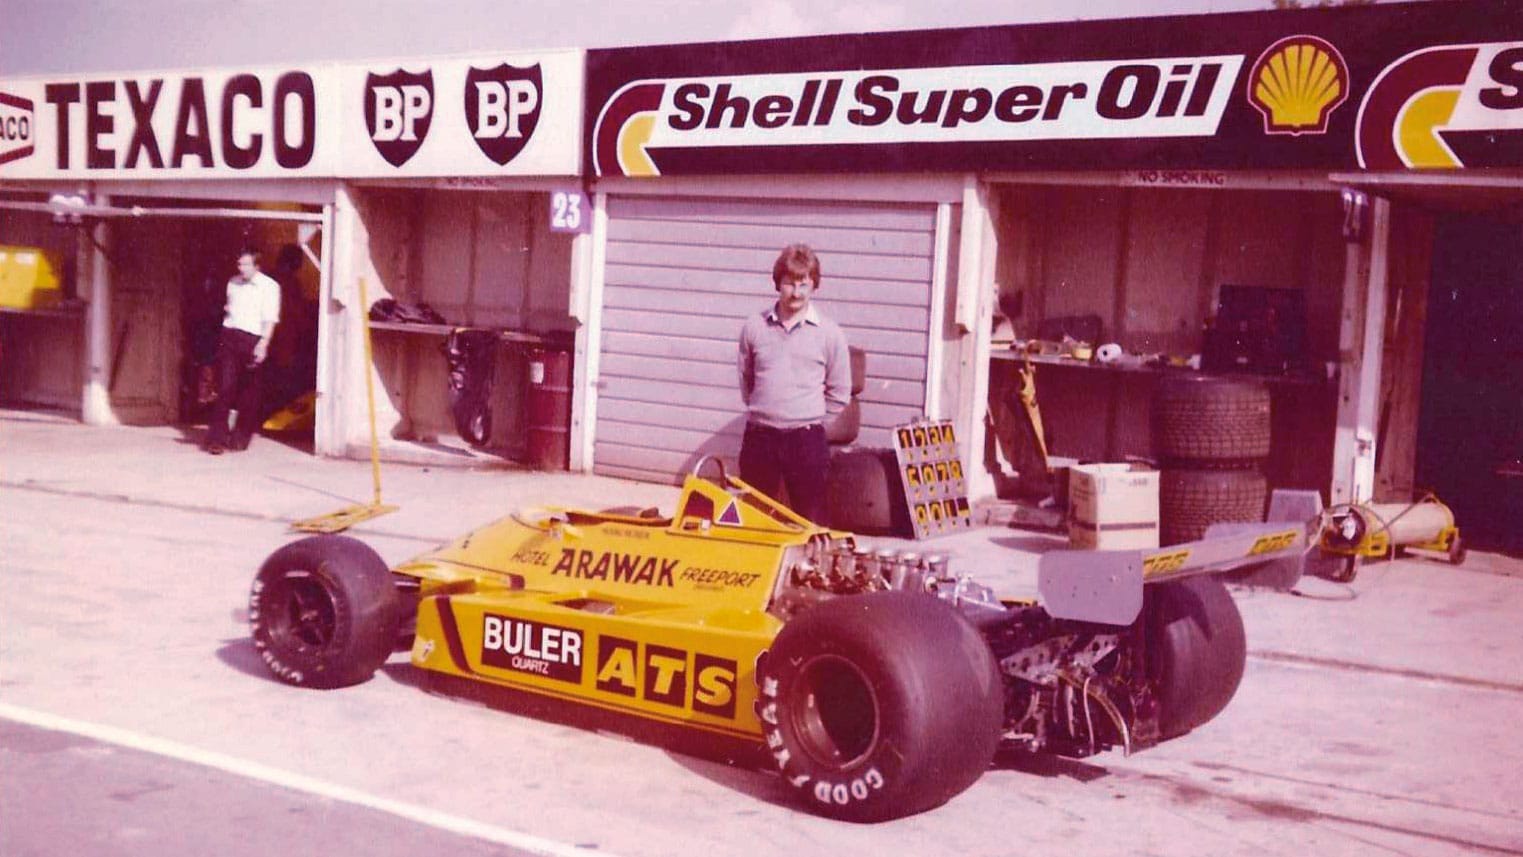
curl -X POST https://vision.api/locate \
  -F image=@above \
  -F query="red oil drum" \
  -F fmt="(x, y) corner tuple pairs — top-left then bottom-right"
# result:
(525, 345), (572, 470)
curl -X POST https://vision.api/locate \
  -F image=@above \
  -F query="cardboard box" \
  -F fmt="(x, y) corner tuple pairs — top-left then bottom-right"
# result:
(1069, 462), (1159, 550)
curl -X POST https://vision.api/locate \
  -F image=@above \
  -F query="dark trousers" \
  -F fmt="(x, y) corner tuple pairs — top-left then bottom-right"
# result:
(739, 422), (829, 524)
(207, 328), (265, 448)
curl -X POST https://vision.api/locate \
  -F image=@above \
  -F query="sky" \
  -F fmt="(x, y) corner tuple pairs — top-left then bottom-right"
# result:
(0, 0), (1306, 76)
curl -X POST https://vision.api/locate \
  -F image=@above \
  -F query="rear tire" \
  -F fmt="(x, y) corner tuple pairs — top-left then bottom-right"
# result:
(1145, 576), (1247, 739)
(250, 535), (400, 689)
(757, 592), (1003, 822)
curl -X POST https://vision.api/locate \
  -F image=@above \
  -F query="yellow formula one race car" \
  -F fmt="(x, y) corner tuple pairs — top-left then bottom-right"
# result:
(250, 460), (1299, 822)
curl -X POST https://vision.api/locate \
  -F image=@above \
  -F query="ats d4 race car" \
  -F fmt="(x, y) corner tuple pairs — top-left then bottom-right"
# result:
(250, 460), (1304, 822)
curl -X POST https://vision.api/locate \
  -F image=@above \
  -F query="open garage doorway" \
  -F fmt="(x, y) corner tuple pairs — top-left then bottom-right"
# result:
(1416, 211), (1523, 554)
(0, 191), (329, 452)
(162, 212), (323, 453)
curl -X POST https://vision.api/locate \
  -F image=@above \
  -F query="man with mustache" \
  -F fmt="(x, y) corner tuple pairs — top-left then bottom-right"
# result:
(736, 243), (851, 524)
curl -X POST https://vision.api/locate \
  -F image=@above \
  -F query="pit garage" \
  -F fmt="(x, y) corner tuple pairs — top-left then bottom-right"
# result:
(323, 48), (589, 467)
(579, 5), (1523, 551)
(585, 180), (957, 485)
(1335, 173), (1523, 554)
(336, 181), (582, 466)
(984, 172), (1347, 511)
(980, 168), (1523, 553)
(0, 185), (329, 447)
(0, 61), (342, 447)
(0, 198), (84, 413)
(1, 48), (587, 465)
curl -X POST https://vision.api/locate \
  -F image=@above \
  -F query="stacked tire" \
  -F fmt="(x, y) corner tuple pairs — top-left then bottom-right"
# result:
(1154, 377), (1271, 545)
(826, 446), (911, 536)
(824, 346), (868, 445)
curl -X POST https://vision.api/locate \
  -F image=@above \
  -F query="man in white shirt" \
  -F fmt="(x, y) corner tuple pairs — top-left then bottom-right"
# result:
(204, 248), (281, 454)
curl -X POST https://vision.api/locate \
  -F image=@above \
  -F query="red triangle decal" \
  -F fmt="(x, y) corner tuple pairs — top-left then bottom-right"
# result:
(717, 500), (742, 526)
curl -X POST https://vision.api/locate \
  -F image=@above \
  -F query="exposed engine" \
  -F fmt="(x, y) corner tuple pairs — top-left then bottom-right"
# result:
(771, 533), (1160, 757)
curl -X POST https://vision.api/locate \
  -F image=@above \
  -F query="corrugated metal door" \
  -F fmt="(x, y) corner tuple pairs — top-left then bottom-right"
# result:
(595, 195), (937, 484)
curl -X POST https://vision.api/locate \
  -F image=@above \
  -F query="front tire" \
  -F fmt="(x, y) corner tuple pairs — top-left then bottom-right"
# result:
(249, 535), (400, 689)
(756, 592), (1003, 822)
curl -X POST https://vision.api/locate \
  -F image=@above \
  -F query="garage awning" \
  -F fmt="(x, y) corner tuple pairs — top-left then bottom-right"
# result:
(0, 195), (324, 223)
(1328, 171), (1523, 213)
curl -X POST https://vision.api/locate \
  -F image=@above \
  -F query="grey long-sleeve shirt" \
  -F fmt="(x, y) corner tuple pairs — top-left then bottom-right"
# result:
(738, 304), (851, 430)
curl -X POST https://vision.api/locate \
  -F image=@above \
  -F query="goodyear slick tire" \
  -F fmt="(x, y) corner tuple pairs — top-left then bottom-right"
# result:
(1159, 468), (1268, 546)
(249, 535), (399, 689)
(1154, 377), (1272, 466)
(1145, 576), (1247, 740)
(756, 591), (1003, 822)
(825, 397), (862, 445)
(825, 447), (910, 536)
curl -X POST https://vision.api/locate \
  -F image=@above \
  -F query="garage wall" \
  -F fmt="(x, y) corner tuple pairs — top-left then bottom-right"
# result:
(106, 218), (188, 424)
(0, 209), (83, 411)
(594, 195), (938, 484)
(4, 197), (328, 426)
(1374, 205), (1436, 502)
(997, 185), (1345, 359)
(410, 191), (573, 330)
(991, 183), (1344, 491)
(352, 187), (577, 452)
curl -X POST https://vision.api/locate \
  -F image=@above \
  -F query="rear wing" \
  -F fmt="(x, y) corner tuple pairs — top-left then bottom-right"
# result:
(1037, 521), (1309, 626)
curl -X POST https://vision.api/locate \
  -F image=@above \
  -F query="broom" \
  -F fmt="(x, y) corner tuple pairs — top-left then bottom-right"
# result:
(291, 276), (398, 533)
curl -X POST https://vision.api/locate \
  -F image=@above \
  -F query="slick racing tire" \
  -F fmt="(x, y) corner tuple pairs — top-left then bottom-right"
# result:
(1159, 468), (1269, 546)
(250, 535), (400, 689)
(756, 591), (1003, 822)
(1154, 377), (1272, 466)
(825, 447), (907, 536)
(1145, 576), (1247, 740)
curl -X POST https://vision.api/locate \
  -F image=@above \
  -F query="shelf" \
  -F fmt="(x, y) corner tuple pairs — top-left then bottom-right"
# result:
(368, 321), (571, 347)
(0, 304), (85, 320)
(991, 348), (1331, 387)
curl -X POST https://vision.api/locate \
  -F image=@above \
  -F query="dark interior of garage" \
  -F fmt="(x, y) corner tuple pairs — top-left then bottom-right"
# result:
(1417, 211), (1523, 554)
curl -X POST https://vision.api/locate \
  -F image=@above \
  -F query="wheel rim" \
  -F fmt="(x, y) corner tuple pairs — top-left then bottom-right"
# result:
(787, 655), (880, 768)
(267, 569), (338, 652)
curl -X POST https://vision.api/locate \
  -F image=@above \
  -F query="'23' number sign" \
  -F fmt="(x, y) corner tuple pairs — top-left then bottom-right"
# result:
(549, 189), (589, 234)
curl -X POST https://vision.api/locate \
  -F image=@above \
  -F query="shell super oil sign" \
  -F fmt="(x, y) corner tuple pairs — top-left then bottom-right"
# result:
(584, 1), (1523, 176)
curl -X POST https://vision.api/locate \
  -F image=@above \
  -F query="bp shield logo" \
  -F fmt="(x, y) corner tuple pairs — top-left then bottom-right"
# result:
(464, 63), (542, 165)
(365, 68), (434, 167)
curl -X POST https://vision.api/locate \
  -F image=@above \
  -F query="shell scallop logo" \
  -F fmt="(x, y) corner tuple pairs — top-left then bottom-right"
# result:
(1247, 35), (1350, 135)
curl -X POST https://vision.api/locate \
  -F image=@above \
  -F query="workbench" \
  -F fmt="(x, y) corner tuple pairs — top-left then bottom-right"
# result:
(989, 347), (1335, 486)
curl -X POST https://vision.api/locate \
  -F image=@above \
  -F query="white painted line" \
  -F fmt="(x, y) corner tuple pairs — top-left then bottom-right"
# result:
(0, 702), (622, 857)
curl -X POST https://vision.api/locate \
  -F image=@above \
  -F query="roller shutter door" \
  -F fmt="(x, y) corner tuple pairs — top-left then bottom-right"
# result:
(595, 195), (937, 484)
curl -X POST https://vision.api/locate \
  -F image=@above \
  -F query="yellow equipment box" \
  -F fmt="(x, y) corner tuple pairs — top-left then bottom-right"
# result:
(0, 245), (65, 310)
